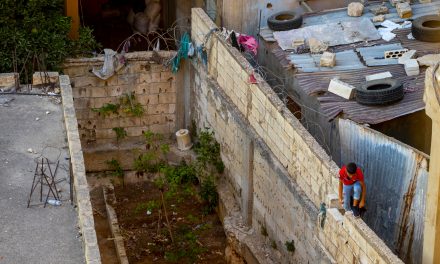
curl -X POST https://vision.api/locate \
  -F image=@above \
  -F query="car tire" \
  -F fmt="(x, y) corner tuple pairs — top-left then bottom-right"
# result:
(411, 15), (440, 42)
(355, 79), (404, 105)
(267, 11), (303, 31)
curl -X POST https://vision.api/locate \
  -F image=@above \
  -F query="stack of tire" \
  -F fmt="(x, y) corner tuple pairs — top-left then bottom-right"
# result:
(411, 15), (440, 42)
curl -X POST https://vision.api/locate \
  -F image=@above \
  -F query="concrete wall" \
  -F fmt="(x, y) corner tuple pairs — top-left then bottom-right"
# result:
(191, 8), (403, 263)
(60, 75), (102, 264)
(63, 51), (178, 145)
(221, 0), (300, 36)
(63, 51), (180, 171)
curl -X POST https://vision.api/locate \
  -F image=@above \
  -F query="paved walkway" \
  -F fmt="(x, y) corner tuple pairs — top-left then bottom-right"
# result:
(0, 95), (84, 264)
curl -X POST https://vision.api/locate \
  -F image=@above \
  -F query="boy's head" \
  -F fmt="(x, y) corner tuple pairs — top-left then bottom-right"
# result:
(346, 162), (357, 175)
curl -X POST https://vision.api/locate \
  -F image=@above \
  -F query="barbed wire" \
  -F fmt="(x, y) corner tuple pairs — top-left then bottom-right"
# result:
(240, 49), (334, 157)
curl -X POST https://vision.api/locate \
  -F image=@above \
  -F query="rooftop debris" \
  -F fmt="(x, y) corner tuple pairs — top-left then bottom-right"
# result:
(347, 2), (364, 17)
(320, 52), (336, 67)
(365, 72), (393, 81)
(328, 79), (355, 100)
(263, 0), (440, 124)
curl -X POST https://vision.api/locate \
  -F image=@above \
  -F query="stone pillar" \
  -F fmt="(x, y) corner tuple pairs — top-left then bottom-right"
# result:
(423, 66), (440, 264)
(241, 138), (254, 226)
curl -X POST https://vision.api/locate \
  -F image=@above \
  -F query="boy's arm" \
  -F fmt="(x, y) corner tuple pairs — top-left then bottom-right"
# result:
(338, 180), (343, 204)
(360, 181), (366, 208)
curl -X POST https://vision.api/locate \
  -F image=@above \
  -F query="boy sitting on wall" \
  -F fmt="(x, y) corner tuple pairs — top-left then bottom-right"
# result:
(338, 162), (366, 218)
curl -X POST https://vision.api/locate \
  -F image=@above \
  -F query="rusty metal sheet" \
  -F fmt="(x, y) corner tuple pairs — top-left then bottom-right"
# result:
(294, 65), (426, 124)
(339, 118), (428, 264)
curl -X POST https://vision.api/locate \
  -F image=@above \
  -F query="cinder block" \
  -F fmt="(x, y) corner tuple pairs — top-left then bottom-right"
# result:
(308, 38), (328, 53)
(384, 49), (408, 59)
(389, 0), (410, 6)
(138, 94), (159, 105)
(365, 71), (392, 81)
(372, 15), (385, 22)
(398, 50), (417, 64)
(347, 2), (364, 17)
(151, 72), (161, 82)
(160, 71), (174, 82)
(32, 71), (59, 85)
(370, 5), (389, 15)
(292, 38), (305, 48)
(320, 52), (336, 67)
(404, 59), (419, 76)
(328, 79), (355, 100)
(396, 2), (412, 18)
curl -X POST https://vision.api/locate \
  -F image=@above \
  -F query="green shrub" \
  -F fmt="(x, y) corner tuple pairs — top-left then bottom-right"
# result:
(134, 200), (160, 215)
(0, 0), (99, 82)
(199, 176), (218, 214)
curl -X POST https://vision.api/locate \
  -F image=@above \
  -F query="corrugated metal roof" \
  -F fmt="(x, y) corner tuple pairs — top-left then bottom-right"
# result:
(302, 0), (440, 27)
(339, 118), (428, 264)
(356, 43), (403, 66)
(294, 64), (426, 124)
(289, 50), (365, 72)
(262, 0), (440, 124)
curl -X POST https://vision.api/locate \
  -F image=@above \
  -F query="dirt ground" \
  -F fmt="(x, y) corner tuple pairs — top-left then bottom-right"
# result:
(113, 181), (227, 264)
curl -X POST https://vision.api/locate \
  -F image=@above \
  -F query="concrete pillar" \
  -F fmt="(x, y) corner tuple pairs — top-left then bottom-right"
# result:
(423, 66), (440, 264)
(241, 138), (254, 226)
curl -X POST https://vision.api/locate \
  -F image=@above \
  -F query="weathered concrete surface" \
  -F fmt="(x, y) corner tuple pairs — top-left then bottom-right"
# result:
(191, 8), (404, 264)
(0, 94), (84, 264)
(423, 67), (440, 264)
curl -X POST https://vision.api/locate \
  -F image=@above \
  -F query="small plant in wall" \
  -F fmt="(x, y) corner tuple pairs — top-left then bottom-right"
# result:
(92, 103), (119, 117)
(112, 127), (127, 141)
(271, 240), (278, 250)
(105, 158), (125, 186)
(285, 240), (295, 253)
(92, 93), (144, 118)
(120, 93), (144, 117)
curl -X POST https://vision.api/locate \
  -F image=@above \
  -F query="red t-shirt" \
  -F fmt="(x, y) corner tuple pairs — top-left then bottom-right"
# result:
(339, 166), (364, 185)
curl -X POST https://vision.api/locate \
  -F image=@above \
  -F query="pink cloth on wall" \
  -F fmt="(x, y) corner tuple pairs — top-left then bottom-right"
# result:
(238, 35), (258, 55)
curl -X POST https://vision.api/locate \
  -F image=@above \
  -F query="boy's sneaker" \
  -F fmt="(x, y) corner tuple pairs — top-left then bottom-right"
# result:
(352, 205), (360, 218)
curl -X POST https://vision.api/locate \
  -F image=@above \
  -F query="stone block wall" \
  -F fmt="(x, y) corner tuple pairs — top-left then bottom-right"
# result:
(191, 8), (403, 264)
(60, 75), (101, 264)
(63, 51), (178, 147)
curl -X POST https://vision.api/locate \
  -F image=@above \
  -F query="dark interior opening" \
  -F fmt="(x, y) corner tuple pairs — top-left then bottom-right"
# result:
(286, 96), (303, 120)
(370, 110), (432, 155)
(367, 83), (391, 90)
(80, 0), (178, 51)
(422, 20), (440, 28)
